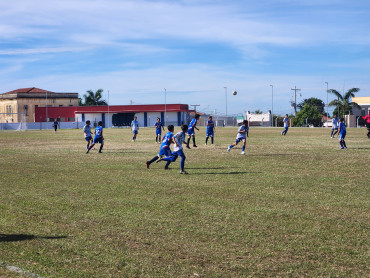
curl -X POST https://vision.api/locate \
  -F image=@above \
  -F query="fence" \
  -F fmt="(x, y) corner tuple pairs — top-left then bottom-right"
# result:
(0, 122), (85, 131)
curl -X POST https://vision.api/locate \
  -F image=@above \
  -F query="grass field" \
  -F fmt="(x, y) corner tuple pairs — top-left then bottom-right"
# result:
(0, 127), (369, 277)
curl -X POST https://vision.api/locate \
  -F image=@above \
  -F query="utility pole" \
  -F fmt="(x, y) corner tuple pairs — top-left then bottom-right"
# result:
(291, 86), (301, 117)
(190, 104), (200, 113)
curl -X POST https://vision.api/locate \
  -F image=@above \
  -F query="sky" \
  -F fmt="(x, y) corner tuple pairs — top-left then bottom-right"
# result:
(1, 0), (370, 116)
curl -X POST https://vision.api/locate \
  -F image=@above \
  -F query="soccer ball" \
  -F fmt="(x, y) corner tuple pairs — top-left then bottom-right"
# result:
(232, 91), (237, 95)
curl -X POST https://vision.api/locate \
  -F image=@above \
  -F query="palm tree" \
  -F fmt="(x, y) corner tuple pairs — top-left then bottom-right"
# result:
(83, 89), (107, 106)
(328, 88), (361, 118)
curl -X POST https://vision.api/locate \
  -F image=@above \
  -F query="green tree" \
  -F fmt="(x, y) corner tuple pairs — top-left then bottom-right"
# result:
(82, 89), (108, 106)
(328, 88), (361, 118)
(297, 97), (325, 115)
(254, 109), (263, 114)
(293, 103), (322, 127)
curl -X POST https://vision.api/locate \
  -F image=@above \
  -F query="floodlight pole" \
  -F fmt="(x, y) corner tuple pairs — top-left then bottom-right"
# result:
(270, 85), (273, 127)
(325, 82), (328, 127)
(108, 90), (110, 128)
(224, 87), (227, 117)
(164, 88), (167, 125)
(45, 91), (48, 122)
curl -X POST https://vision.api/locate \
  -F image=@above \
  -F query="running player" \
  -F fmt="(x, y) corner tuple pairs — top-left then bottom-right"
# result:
(86, 121), (104, 153)
(227, 120), (249, 155)
(146, 125), (175, 169)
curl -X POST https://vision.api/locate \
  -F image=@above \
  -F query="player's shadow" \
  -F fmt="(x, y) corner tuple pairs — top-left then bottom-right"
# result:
(0, 234), (67, 242)
(197, 171), (263, 175)
(186, 166), (237, 170)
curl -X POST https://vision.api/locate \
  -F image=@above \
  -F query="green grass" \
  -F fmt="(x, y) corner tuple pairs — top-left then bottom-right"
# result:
(0, 127), (369, 277)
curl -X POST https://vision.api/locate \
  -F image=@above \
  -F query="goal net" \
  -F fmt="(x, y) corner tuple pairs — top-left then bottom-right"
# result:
(0, 112), (27, 131)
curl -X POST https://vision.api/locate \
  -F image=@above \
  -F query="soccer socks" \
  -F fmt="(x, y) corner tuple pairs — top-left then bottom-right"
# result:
(211, 137), (214, 144)
(229, 145), (234, 149)
(205, 136), (209, 144)
(242, 145), (245, 152)
(180, 155), (186, 171)
(99, 144), (103, 153)
(147, 156), (159, 165)
(343, 140), (347, 148)
(86, 143), (95, 153)
(186, 138), (190, 147)
(192, 137), (197, 147)
(339, 141), (344, 148)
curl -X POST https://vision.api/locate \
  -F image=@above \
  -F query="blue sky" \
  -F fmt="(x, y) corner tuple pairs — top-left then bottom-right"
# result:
(1, 0), (370, 116)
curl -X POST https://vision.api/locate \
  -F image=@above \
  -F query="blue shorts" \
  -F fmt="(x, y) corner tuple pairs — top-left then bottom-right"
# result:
(339, 132), (346, 140)
(156, 129), (162, 136)
(332, 127), (338, 131)
(93, 137), (103, 144)
(133, 130), (138, 135)
(187, 128), (195, 136)
(206, 130), (214, 137)
(165, 149), (186, 162)
(158, 146), (171, 157)
(85, 135), (92, 142)
(236, 137), (246, 144)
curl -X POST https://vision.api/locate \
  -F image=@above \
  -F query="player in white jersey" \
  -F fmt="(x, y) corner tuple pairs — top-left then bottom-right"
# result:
(83, 120), (93, 150)
(331, 114), (339, 138)
(158, 125), (189, 174)
(131, 116), (139, 142)
(227, 120), (249, 155)
(281, 114), (289, 136)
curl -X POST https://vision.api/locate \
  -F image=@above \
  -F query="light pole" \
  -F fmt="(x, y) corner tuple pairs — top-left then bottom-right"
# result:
(164, 88), (167, 125)
(107, 90), (110, 128)
(270, 85), (273, 127)
(224, 86), (227, 117)
(325, 82), (328, 127)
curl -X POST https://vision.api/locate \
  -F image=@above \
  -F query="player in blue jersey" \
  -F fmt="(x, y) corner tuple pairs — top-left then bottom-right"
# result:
(186, 114), (200, 149)
(83, 120), (93, 150)
(146, 125), (175, 169)
(338, 118), (347, 149)
(205, 116), (215, 145)
(331, 114), (339, 138)
(227, 120), (249, 155)
(86, 121), (104, 153)
(281, 114), (289, 136)
(154, 117), (165, 144)
(131, 116), (139, 142)
(157, 125), (188, 174)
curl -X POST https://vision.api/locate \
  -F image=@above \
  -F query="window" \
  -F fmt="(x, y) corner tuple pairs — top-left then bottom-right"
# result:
(6, 105), (12, 115)
(68, 117), (75, 122)
(361, 108), (365, 117)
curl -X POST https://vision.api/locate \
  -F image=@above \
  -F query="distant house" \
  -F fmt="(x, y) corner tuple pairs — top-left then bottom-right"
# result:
(352, 97), (370, 117)
(0, 87), (79, 123)
(245, 111), (272, 127)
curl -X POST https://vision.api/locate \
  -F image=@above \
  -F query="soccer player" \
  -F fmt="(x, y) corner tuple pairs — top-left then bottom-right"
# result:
(83, 120), (93, 150)
(281, 114), (289, 136)
(227, 120), (249, 155)
(205, 116), (215, 145)
(131, 116), (139, 142)
(53, 120), (59, 133)
(158, 125), (188, 174)
(338, 118), (347, 149)
(363, 110), (370, 138)
(186, 113), (200, 149)
(146, 125), (175, 169)
(331, 114), (339, 138)
(86, 121), (104, 153)
(154, 117), (165, 143)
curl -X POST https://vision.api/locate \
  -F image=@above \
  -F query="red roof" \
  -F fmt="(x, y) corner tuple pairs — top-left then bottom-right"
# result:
(3, 87), (53, 94)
